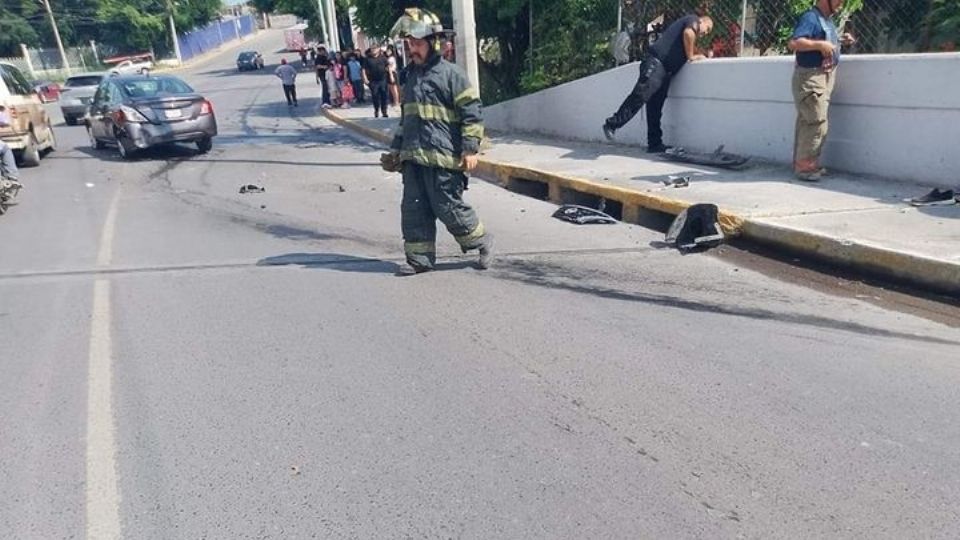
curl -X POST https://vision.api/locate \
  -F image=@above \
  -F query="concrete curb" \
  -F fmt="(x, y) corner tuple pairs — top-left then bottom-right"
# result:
(321, 108), (960, 296)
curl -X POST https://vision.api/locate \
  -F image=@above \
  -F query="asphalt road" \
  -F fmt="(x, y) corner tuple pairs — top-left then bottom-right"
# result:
(2, 31), (959, 539)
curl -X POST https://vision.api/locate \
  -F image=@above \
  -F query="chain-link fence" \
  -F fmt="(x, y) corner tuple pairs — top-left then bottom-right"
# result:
(474, 0), (952, 102)
(618, 0), (951, 60)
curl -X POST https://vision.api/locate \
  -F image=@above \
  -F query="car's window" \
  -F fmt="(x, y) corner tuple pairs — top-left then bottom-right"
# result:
(119, 78), (193, 98)
(66, 76), (103, 87)
(0, 67), (17, 96)
(239, 52), (255, 60)
(1, 65), (33, 95)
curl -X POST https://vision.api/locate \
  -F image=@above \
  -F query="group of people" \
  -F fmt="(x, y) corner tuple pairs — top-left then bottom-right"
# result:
(603, 0), (854, 182)
(280, 44), (405, 118)
(279, 1), (853, 275)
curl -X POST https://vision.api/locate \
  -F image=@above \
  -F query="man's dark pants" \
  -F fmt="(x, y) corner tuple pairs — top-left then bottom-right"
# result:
(282, 84), (298, 106)
(369, 80), (388, 116)
(605, 56), (671, 148)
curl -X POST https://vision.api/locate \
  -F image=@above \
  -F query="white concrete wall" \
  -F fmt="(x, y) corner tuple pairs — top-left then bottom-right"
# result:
(485, 53), (960, 185)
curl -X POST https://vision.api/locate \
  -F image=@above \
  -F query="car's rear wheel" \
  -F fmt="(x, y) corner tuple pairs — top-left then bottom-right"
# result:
(196, 137), (213, 154)
(20, 132), (41, 168)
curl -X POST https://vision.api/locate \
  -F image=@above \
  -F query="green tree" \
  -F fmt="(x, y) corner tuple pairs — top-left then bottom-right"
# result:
(0, 12), (40, 56)
(927, 0), (960, 49)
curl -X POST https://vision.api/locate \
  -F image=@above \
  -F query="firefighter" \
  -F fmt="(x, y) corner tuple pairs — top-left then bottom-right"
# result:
(380, 8), (492, 275)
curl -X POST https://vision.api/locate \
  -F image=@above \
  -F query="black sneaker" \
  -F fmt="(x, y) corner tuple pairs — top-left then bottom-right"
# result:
(647, 143), (672, 154)
(602, 124), (616, 141)
(909, 188), (956, 207)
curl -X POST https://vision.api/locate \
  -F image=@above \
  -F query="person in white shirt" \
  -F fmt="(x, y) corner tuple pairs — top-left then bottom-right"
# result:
(0, 106), (20, 182)
(275, 58), (299, 107)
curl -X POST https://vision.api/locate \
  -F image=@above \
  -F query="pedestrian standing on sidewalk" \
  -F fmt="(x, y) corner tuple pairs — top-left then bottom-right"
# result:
(381, 8), (492, 275)
(601, 14), (714, 153)
(363, 46), (390, 118)
(789, 0), (856, 182)
(274, 58), (298, 107)
(315, 47), (332, 107)
(334, 52), (347, 104)
(347, 53), (364, 103)
(386, 44), (401, 108)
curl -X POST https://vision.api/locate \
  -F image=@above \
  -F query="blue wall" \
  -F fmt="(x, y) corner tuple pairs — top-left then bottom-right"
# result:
(177, 14), (256, 63)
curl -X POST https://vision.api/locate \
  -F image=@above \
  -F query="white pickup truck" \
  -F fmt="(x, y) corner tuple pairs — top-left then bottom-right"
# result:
(109, 58), (154, 75)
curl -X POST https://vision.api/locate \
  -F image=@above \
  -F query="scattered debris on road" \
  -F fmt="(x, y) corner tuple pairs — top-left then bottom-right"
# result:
(665, 203), (725, 252)
(239, 184), (266, 194)
(552, 204), (618, 225)
(662, 175), (691, 188)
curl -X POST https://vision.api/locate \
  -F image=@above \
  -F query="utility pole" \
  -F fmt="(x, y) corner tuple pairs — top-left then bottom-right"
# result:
(39, 0), (71, 75)
(316, 0), (329, 46)
(326, 0), (340, 51)
(167, 0), (182, 65)
(452, 0), (480, 95)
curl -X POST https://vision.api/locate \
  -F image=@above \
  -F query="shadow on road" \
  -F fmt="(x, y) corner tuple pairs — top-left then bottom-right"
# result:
(492, 259), (960, 345)
(257, 253), (479, 275)
(257, 252), (399, 274)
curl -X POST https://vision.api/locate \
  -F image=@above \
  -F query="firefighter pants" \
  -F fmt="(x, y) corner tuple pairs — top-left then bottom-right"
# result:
(605, 55), (671, 148)
(792, 67), (836, 170)
(401, 162), (487, 270)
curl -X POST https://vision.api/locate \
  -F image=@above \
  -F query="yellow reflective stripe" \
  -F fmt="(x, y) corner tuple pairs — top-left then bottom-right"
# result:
(401, 149), (461, 170)
(404, 241), (436, 254)
(455, 222), (485, 246)
(402, 103), (459, 124)
(462, 123), (484, 140)
(454, 88), (479, 107)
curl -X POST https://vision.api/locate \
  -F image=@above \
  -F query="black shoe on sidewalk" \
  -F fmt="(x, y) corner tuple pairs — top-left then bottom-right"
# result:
(647, 143), (672, 154)
(909, 188), (956, 207)
(602, 124), (616, 141)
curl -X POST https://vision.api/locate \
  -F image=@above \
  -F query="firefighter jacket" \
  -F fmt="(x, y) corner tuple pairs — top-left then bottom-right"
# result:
(390, 53), (484, 170)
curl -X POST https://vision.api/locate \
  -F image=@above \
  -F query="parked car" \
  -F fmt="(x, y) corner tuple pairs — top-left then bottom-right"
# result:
(109, 58), (154, 75)
(32, 80), (61, 103)
(59, 72), (104, 126)
(236, 51), (265, 71)
(0, 62), (56, 167)
(86, 74), (217, 159)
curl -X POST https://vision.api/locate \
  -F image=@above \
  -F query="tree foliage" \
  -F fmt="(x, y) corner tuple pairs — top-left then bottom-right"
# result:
(0, 0), (225, 57)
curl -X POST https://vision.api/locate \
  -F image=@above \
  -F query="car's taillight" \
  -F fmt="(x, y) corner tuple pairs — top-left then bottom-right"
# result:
(117, 105), (148, 123)
(200, 100), (213, 115)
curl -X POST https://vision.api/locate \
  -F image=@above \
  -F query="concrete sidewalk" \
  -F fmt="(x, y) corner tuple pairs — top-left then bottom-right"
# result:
(322, 103), (960, 296)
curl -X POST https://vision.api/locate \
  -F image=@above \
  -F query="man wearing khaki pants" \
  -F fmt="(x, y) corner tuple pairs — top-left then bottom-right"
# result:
(788, 0), (855, 182)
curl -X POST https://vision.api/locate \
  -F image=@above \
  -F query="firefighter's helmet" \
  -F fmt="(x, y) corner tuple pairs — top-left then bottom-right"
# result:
(390, 7), (446, 40)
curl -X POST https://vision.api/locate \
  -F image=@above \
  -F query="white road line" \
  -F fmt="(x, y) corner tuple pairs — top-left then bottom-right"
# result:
(96, 187), (121, 267)
(87, 185), (122, 539)
(86, 279), (121, 539)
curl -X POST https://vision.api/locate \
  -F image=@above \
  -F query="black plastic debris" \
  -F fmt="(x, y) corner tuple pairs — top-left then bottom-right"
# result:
(552, 204), (618, 225)
(665, 203), (725, 252)
(240, 184), (265, 194)
(663, 145), (750, 169)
